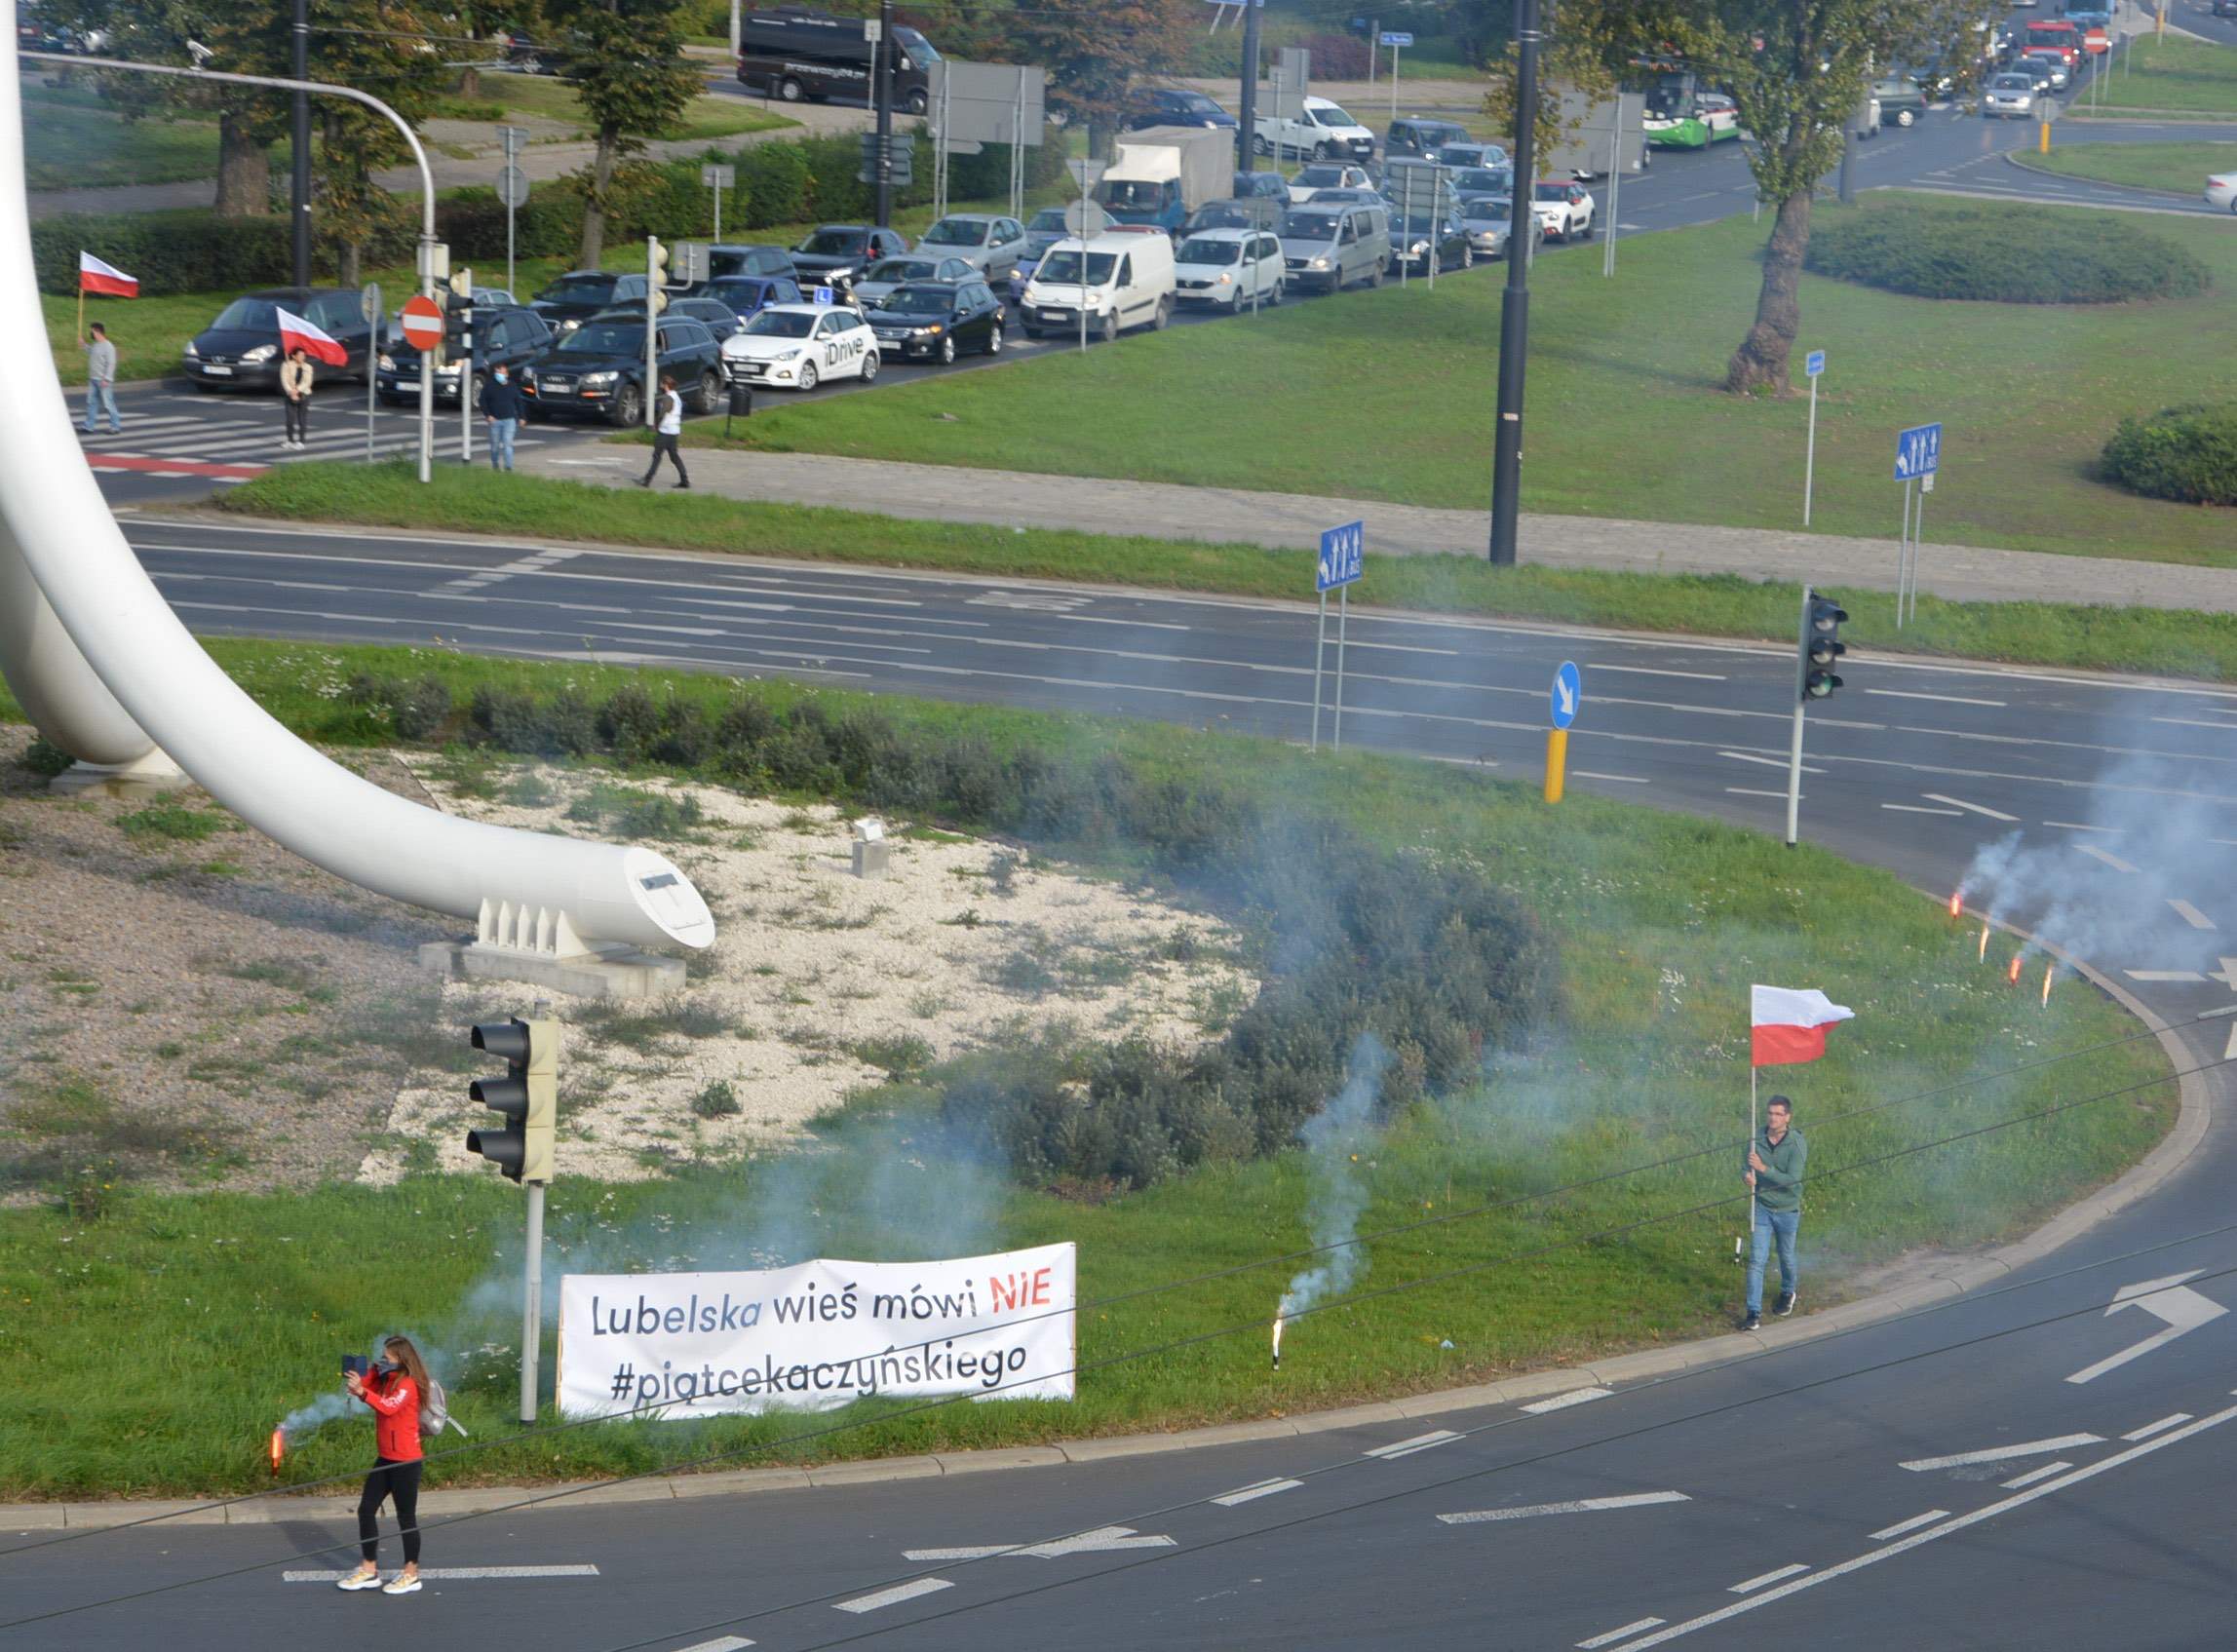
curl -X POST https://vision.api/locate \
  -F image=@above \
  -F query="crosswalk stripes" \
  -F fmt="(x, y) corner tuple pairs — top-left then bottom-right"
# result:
(79, 409), (549, 480)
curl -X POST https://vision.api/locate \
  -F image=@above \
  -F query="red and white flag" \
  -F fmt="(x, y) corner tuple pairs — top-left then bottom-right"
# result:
(275, 306), (349, 368)
(1751, 984), (1854, 1067)
(78, 251), (139, 298)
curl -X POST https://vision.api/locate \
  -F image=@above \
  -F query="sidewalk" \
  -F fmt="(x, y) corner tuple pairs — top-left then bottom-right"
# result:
(521, 444), (2237, 615)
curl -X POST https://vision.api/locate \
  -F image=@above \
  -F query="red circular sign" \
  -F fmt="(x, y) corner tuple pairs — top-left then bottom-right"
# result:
(399, 294), (444, 351)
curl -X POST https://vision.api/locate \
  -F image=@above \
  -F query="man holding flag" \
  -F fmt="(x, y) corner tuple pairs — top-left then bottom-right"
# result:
(1742, 985), (1852, 1331)
(77, 252), (137, 435)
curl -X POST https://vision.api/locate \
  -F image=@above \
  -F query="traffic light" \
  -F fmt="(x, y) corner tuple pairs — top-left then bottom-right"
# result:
(466, 1016), (558, 1184)
(646, 236), (670, 315)
(1800, 594), (1847, 702)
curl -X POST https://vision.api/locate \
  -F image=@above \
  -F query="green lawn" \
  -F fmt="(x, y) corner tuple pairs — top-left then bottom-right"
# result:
(0, 640), (2177, 1495)
(222, 463), (2237, 682)
(690, 193), (2237, 569)
(19, 80), (254, 192)
(2093, 34), (2237, 115)
(2025, 139), (2237, 194)
(472, 70), (794, 143)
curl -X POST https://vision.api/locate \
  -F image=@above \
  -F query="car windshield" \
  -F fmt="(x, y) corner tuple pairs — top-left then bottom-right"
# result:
(1281, 212), (1339, 241)
(1172, 92), (1222, 114)
(708, 250), (769, 278)
(922, 217), (987, 247)
(1310, 103), (1358, 128)
(1400, 212), (1450, 234)
(1534, 183), (1572, 202)
(1296, 167), (1344, 187)
(210, 297), (283, 331)
(1454, 169), (1511, 194)
(1100, 179), (1166, 209)
(896, 28), (938, 62)
(535, 276), (615, 305)
(706, 281), (769, 307)
(1176, 237), (1243, 266)
(798, 229), (866, 254)
(1992, 74), (2032, 88)
(1034, 250), (1118, 285)
(557, 321), (641, 354)
(1191, 205), (1260, 229)
(868, 259), (935, 281)
(880, 285), (956, 315)
(744, 311), (816, 339)
(1028, 210), (1067, 233)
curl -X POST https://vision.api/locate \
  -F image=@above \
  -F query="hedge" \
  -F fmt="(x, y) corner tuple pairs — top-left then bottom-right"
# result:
(2102, 402), (2237, 507)
(33, 205), (417, 298)
(1804, 198), (2211, 304)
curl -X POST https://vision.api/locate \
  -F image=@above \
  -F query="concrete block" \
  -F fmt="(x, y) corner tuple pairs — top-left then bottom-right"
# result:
(418, 939), (686, 1000)
(0, 1505), (68, 1530)
(1061, 1420), (1295, 1463)
(804, 1456), (943, 1487)
(1289, 1401), (1411, 1436)
(669, 1467), (814, 1499)
(50, 751), (188, 798)
(932, 1447), (1069, 1476)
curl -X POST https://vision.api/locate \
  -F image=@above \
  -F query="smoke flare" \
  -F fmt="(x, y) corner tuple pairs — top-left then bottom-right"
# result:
(1270, 1035), (1393, 1360)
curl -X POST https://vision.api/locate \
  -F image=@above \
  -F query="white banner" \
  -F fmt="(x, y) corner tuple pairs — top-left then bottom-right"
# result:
(557, 1243), (1076, 1419)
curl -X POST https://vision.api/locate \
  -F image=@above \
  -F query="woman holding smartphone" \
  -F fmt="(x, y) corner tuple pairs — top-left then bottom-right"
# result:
(335, 1335), (429, 1594)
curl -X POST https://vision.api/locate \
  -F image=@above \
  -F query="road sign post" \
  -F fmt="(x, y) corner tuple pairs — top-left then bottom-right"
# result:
(1892, 421), (1942, 627)
(497, 126), (529, 299)
(701, 162), (736, 246)
(1802, 349), (1826, 525)
(1545, 660), (1580, 802)
(1065, 158), (1107, 357)
(450, 266), (474, 465)
(1381, 32), (1411, 122)
(360, 281), (381, 464)
(1312, 520), (1365, 751)
(400, 290), (444, 483)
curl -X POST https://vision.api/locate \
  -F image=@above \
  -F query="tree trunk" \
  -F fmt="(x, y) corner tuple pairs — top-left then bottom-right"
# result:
(1725, 187), (1812, 397)
(462, 65), (482, 98)
(340, 241), (362, 287)
(577, 127), (619, 269)
(214, 113), (273, 217)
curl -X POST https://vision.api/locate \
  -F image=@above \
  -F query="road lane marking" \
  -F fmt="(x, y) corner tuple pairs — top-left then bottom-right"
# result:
(2226, 1020), (2237, 1062)
(2000, 1461), (2072, 1489)
(2125, 971), (2206, 982)
(2123, 1413), (2194, 1442)
(2045, 821), (2119, 832)
(1585, 664), (1725, 680)
(1726, 788), (1793, 800)
(1212, 1479), (1301, 1507)
(903, 1525), (1175, 1561)
(1882, 804), (1963, 816)
(2078, 844), (2141, 873)
(1520, 1386), (1614, 1414)
(2068, 1273), (2228, 1385)
(2170, 901), (2217, 931)
(834, 1579), (953, 1614)
(1574, 771), (1650, 784)
(283, 1565), (599, 1581)
(676, 1639), (755, 1651)
(1869, 689), (2007, 708)
(1721, 749), (1824, 773)
(1580, 1621), (1667, 1648)
(1868, 1511), (1949, 1541)
(1923, 792), (2018, 821)
(1901, 1433), (2104, 1471)
(1729, 1564), (1810, 1594)
(1366, 1430), (1463, 1460)
(1439, 1491), (1689, 1525)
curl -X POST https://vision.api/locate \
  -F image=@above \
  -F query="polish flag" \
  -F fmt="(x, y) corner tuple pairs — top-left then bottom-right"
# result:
(276, 306), (349, 367)
(78, 251), (139, 297)
(1751, 984), (1855, 1067)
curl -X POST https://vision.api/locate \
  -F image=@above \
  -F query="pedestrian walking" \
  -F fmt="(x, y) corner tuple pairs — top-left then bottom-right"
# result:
(335, 1335), (432, 1594)
(280, 346), (314, 450)
(80, 322), (120, 435)
(637, 373), (689, 489)
(1741, 1095), (1806, 1331)
(482, 364), (523, 472)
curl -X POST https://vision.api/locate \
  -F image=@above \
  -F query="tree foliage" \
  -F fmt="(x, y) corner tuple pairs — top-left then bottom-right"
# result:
(542, 0), (701, 267)
(1001, 0), (1197, 155)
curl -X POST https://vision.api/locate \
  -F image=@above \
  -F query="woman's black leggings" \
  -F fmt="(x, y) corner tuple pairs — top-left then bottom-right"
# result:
(358, 1457), (422, 1564)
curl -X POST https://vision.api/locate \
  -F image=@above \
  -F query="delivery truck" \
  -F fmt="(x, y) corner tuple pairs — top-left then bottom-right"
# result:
(1093, 126), (1234, 236)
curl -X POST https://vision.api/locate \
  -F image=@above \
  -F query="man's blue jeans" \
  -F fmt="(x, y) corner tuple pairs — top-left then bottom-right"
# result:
(84, 379), (119, 433)
(486, 417), (517, 471)
(1747, 1207), (1800, 1316)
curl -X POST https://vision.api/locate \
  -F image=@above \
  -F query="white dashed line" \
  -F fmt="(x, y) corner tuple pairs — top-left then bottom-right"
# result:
(834, 1579), (953, 1614)
(1521, 1386), (1615, 1415)
(1868, 1510), (1950, 1541)
(1721, 749), (1824, 773)
(282, 1565), (599, 1581)
(1726, 788), (1793, 800)
(1922, 792), (2019, 821)
(1730, 1564), (1810, 1594)
(1882, 804), (1962, 816)
(2126, 970), (2206, 982)
(1579, 1619), (1668, 1648)
(2045, 821), (2120, 833)
(2077, 844), (2141, 873)
(1901, 1433), (2103, 1472)
(1366, 1430), (1463, 1460)
(2169, 901), (2217, 931)
(1439, 1491), (1689, 1525)
(2123, 1413), (2194, 1442)
(1212, 1478), (1302, 1507)
(1868, 689), (2007, 708)
(1585, 664), (1726, 681)
(1574, 771), (1651, 784)
(2000, 1461), (2072, 1489)
(675, 1638), (756, 1652)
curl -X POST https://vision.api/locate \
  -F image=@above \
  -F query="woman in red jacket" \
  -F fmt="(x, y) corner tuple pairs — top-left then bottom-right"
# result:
(335, 1335), (429, 1594)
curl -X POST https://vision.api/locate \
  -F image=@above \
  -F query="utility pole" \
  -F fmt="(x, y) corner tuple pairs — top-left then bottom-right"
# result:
(290, 0), (311, 289)
(872, 0), (895, 228)
(1487, 0), (1540, 566)
(1236, 0), (1261, 174)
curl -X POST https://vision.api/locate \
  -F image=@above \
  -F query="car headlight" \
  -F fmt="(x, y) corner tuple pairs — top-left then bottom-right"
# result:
(1216, 272), (1232, 285)
(579, 370), (617, 386)
(912, 324), (944, 335)
(778, 348), (803, 361)
(1310, 255), (1330, 269)
(377, 352), (396, 370)
(240, 344), (276, 364)
(558, 317), (581, 332)
(1410, 240), (1430, 254)
(183, 340), (199, 358)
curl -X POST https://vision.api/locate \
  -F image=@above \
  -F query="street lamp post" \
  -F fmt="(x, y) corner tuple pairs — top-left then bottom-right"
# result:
(1487, 0), (1541, 565)
(291, 0), (311, 290)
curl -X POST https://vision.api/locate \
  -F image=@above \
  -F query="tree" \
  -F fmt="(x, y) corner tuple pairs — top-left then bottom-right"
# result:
(543, 0), (700, 268)
(1003, 0), (1196, 158)
(304, 5), (451, 284)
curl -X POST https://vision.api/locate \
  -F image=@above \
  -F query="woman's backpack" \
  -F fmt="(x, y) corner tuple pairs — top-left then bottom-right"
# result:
(418, 1376), (465, 1440)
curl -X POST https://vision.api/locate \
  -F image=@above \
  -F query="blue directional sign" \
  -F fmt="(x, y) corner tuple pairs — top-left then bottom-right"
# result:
(1317, 520), (1365, 593)
(1380, 30), (1414, 46)
(1804, 349), (1826, 378)
(1894, 421), (1943, 480)
(812, 285), (836, 306)
(1551, 661), (1581, 730)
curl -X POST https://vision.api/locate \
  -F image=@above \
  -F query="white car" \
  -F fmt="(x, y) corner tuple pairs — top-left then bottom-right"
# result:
(1286, 162), (1372, 205)
(2207, 172), (2237, 213)
(1172, 227), (1285, 309)
(720, 302), (879, 391)
(1254, 95), (1377, 163)
(1529, 179), (1596, 241)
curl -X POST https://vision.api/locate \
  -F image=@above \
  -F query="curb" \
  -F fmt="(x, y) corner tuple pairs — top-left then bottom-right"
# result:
(2003, 148), (2206, 198)
(6, 899), (2210, 1535)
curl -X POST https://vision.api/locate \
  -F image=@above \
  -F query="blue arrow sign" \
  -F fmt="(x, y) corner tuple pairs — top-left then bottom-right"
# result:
(1317, 520), (1364, 593)
(1804, 349), (1826, 378)
(1551, 661), (1581, 730)
(1894, 421), (1942, 480)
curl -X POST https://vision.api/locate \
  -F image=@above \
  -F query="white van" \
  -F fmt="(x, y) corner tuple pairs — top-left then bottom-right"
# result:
(1018, 230), (1176, 343)
(1254, 96), (1378, 163)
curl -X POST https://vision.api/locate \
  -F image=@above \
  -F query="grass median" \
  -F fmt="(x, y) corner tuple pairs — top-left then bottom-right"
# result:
(2022, 138), (2237, 194)
(2086, 35), (2237, 117)
(0, 638), (2179, 1496)
(218, 460), (2237, 681)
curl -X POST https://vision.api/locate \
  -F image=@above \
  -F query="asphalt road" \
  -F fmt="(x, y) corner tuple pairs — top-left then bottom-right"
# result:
(7, 519), (2236, 1647)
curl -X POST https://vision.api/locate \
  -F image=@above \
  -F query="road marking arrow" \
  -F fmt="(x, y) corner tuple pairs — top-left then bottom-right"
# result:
(2065, 1270), (2228, 1385)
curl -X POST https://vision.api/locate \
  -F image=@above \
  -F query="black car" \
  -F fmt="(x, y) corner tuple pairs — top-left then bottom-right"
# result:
(663, 296), (748, 346)
(698, 274), (805, 322)
(1231, 170), (1291, 204)
(181, 288), (381, 391)
(1125, 87), (1237, 131)
(375, 303), (554, 406)
(520, 313), (725, 427)
(698, 243), (799, 286)
(527, 268), (652, 334)
(866, 278), (1004, 363)
(1385, 117), (1470, 161)
(2217, 0), (2237, 17)
(791, 224), (911, 285)
(1390, 206), (1472, 275)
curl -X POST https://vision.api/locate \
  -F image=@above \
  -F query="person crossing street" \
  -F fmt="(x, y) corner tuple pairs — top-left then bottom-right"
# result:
(80, 322), (120, 435)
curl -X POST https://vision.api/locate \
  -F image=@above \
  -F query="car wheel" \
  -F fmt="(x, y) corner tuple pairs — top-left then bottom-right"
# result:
(1152, 297), (1170, 330)
(1253, 133), (1270, 157)
(609, 382), (642, 428)
(1460, 242), (1474, 270)
(1099, 310), (1119, 344)
(985, 323), (1003, 355)
(860, 351), (878, 383)
(779, 77), (803, 102)
(938, 333), (956, 365)
(1314, 140), (1332, 160)
(798, 360), (820, 390)
(1367, 260), (1383, 289)
(1270, 280), (1285, 306)
(906, 89), (928, 116)
(693, 368), (720, 415)
(1898, 107), (1915, 128)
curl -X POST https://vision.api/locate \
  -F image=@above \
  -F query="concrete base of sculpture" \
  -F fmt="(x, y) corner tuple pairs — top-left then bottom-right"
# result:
(418, 937), (687, 1000)
(50, 749), (188, 798)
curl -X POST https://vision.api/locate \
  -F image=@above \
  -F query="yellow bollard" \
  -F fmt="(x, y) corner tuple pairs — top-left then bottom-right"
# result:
(2039, 120), (2051, 155)
(1543, 727), (1569, 803)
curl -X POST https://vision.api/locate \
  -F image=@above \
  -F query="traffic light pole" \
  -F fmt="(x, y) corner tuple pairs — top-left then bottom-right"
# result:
(1487, 0), (1541, 566)
(291, 0), (311, 291)
(1236, 0), (1260, 176)
(1787, 585), (1811, 848)
(873, 0), (895, 229)
(521, 1179), (545, 1422)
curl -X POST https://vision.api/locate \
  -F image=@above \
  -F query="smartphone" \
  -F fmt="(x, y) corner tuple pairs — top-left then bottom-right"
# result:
(341, 1354), (369, 1377)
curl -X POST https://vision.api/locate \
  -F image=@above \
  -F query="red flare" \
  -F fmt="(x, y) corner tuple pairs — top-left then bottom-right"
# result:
(2007, 952), (2024, 985)
(268, 1428), (286, 1477)
(2042, 962), (2055, 1009)
(1948, 891), (1963, 919)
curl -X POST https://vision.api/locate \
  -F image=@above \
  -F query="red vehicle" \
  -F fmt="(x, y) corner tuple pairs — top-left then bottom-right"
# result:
(2022, 19), (2081, 71)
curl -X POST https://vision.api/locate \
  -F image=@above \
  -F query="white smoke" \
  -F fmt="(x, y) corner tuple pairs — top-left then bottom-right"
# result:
(279, 1389), (352, 1443)
(1277, 1035), (1393, 1325)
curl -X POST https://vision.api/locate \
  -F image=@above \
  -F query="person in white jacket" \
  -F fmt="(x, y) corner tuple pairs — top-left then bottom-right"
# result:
(280, 348), (314, 450)
(637, 373), (689, 489)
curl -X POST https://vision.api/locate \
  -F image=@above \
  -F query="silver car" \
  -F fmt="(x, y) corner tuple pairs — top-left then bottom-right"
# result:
(1278, 202), (1390, 294)
(915, 213), (1031, 282)
(1982, 72), (2037, 119)
(853, 254), (978, 306)
(1458, 193), (1541, 259)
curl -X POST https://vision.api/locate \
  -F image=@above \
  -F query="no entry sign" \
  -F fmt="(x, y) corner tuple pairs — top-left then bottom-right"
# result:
(399, 294), (444, 352)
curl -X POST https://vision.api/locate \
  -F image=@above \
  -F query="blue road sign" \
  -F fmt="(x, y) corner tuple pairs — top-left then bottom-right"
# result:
(1380, 30), (1414, 46)
(1894, 421), (1943, 480)
(813, 285), (836, 306)
(1551, 661), (1581, 730)
(1804, 349), (1826, 378)
(1317, 520), (1365, 593)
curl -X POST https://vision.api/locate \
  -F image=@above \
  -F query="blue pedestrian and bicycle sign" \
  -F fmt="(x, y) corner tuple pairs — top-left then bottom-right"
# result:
(1804, 350), (1826, 378)
(1317, 519), (1364, 593)
(1551, 661), (1581, 730)
(1893, 421), (1942, 480)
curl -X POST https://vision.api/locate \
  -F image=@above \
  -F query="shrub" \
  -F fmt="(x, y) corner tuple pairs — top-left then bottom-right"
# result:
(1300, 32), (1371, 81)
(117, 802), (226, 842)
(35, 206), (415, 298)
(2102, 403), (2237, 507)
(1804, 200), (2210, 304)
(690, 1079), (742, 1119)
(21, 735), (75, 778)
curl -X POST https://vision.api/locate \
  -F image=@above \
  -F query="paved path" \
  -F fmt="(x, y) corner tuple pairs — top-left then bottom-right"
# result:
(520, 442), (2237, 614)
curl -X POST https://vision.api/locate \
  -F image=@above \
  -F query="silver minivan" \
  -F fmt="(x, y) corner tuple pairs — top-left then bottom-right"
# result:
(1278, 202), (1390, 294)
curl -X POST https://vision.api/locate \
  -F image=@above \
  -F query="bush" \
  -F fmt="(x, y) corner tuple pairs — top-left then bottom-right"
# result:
(21, 735), (75, 778)
(2102, 403), (2237, 507)
(690, 1079), (742, 1119)
(1804, 200), (2211, 304)
(1300, 33), (1372, 81)
(35, 206), (416, 298)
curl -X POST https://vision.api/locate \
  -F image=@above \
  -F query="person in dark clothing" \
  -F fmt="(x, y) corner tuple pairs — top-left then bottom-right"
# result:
(638, 373), (689, 489)
(482, 365), (524, 472)
(335, 1335), (429, 1594)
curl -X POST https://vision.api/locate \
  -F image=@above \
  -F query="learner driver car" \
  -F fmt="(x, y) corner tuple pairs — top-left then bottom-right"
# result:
(720, 303), (880, 391)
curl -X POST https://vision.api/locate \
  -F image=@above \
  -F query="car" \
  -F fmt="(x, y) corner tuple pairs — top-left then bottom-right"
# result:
(1530, 178), (1596, 240)
(1305, 187), (1386, 209)
(1019, 230), (1176, 342)
(375, 304), (553, 406)
(1007, 207), (1075, 304)
(2208, 172), (2237, 212)
(1391, 204), (1472, 275)
(1186, 196), (1285, 236)
(697, 244), (799, 286)
(698, 274), (805, 323)
(1287, 162), (1372, 204)
(914, 213), (1030, 281)
(1450, 165), (1515, 200)
(1872, 76), (1928, 129)
(1232, 170), (1291, 204)
(866, 277), (1006, 362)
(1254, 95), (1377, 162)
(181, 288), (382, 390)
(519, 313), (724, 426)
(2020, 47), (2070, 90)
(1278, 202), (1389, 294)
(719, 302), (880, 391)
(663, 296), (749, 347)
(1385, 117), (1470, 161)
(1126, 87), (1236, 131)
(791, 224), (911, 285)
(2215, 0), (2237, 17)
(1172, 226), (1285, 309)
(1434, 141), (1511, 171)
(528, 269), (649, 334)
(2002, 57), (2053, 94)
(2063, 7), (2112, 25)
(1458, 193), (1542, 260)
(1982, 72), (2038, 118)
(854, 254), (979, 307)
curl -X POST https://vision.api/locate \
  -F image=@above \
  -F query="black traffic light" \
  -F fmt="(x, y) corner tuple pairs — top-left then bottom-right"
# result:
(1800, 595), (1847, 703)
(466, 1017), (557, 1184)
